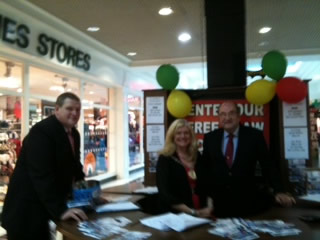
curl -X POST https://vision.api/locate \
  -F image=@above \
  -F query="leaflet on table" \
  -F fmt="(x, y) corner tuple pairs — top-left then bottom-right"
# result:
(140, 212), (211, 232)
(133, 186), (158, 194)
(299, 194), (320, 202)
(95, 201), (140, 213)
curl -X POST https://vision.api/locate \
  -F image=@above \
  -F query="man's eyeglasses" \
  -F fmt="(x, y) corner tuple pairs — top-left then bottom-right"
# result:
(218, 111), (238, 117)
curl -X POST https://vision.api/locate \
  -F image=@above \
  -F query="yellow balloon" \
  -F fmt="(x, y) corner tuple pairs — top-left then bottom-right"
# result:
(167, 90), (192, 118)
(245, 79), (276, 105)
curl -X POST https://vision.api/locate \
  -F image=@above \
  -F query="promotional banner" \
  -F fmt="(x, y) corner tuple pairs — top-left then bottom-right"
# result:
(185, 99), (270, 151)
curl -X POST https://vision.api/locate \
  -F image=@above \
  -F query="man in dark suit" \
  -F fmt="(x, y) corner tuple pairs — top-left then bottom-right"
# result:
(202, 101), (295, 217)
(1, 92), (87, 240)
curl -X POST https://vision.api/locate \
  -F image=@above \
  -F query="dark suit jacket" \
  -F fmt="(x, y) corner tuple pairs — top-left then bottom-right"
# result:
(1, 115), (84, 233)
(156, 152), (206, 213)
(202, 125), (283, 216)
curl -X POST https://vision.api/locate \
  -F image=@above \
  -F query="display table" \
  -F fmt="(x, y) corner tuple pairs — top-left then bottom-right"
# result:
(56, 200), (320, 240)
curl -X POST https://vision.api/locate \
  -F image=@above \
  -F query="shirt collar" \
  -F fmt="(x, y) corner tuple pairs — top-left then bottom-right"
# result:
(223, 126), (239, 139)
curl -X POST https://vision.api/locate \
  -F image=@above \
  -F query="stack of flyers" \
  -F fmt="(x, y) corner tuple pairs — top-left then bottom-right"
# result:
(78, 221), (127, 239)
(112, 231), (152, 240)
(208, 224), (259, 240)
(243, 220), (301, 237)
(77, 216), (152, 239)
(209, 218), (301, 239)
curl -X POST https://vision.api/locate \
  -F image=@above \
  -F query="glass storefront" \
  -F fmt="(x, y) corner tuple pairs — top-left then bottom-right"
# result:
(0, 54), (145, 198)
(83, 107), (109, 177)
(0, 55), (125, 185)
(0, 58), (23, 199)
(83, 83), (110, 177)
(127, 94), (143, 168)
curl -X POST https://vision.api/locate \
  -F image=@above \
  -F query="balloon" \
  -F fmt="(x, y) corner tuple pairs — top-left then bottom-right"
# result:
(261, 50), (287, 81)
(156, 64), (179, 90)
(245, 79), (276, 105)
(276, 77), (307, 103)
(167, 90), (192, 118)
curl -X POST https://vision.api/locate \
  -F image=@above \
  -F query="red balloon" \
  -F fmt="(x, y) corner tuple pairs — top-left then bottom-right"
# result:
(276, 77), (307, 103)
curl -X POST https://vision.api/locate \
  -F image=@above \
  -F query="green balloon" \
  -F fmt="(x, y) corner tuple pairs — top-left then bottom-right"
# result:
(156, 64), (179, 90)
(261, 50), (287, 81)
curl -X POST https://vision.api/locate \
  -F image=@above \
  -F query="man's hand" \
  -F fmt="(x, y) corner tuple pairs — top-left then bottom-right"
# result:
(275, 193), (296, 207)
(60, 208), (88, 222)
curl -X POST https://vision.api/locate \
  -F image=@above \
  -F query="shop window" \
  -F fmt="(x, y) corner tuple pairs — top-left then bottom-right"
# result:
(0, 95), (22, 191)
(128, 95), (143, 168)
(83, 107), (109, 177)
(30, 66), (80, 98)
(83, 82), (109, 106)
(29, 98), (56, 128)
(0, 58), (22, 92)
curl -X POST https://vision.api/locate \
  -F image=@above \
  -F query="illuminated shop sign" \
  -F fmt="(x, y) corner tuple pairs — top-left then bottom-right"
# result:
(0, 15), (91, 71)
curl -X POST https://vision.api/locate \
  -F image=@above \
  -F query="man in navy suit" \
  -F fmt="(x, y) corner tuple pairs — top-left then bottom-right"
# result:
(2, 92), (87, 240)
(202, 101), (295, 217)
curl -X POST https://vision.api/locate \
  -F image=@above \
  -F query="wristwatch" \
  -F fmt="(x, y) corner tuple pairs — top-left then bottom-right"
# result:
(190, 209), (197, 216)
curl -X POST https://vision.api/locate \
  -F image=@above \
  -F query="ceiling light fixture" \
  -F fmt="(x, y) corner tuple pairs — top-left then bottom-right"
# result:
(259, 27), (272, 34)
(178, 32), (191, 42)
(49, 86), (64, 92)
(159, 7), (173, 16)
(87, 26), (100, 32)
(258, 41), (269, 46)
(127, 52), (137, 56)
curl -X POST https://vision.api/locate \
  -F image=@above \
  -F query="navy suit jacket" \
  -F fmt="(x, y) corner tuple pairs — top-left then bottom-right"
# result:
(202, 125), (283, 215)
(1, 115), (84, 233)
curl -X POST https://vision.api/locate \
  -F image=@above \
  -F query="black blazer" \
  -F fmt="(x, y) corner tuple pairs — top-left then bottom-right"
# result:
(202, 125), (283, 207)
(156, 152), (206, 213)
(1, 115), (84, 233)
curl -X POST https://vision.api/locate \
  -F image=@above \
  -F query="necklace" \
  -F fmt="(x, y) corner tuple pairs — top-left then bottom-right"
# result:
(188, 169), (197, 180)
(177, 151), (197, 180)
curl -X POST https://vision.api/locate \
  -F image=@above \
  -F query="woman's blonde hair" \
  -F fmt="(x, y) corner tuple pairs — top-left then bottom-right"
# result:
(159, 119), (198, 161)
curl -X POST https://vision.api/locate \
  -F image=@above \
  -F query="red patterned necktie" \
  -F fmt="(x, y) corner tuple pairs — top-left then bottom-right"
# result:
(225, 134), (234, 168)
(67, 130), (75, 154)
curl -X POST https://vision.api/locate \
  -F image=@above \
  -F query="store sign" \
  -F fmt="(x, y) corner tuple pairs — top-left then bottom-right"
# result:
(0, 15), (91, 71)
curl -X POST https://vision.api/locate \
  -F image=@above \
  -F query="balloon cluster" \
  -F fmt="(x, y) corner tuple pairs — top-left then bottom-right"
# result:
(246, 50), (307, 105)
(156, 64), (192, 118)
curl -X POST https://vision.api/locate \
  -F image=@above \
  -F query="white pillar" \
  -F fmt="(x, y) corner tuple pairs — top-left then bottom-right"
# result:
(109, 87), (129, 180)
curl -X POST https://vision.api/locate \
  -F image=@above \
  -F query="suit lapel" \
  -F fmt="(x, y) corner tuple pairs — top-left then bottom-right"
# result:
(216, 129), (228, 166)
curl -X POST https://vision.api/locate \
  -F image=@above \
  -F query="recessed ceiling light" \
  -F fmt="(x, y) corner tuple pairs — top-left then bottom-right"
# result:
(178, 33), (191, 42)
(258, 41), (269, 46)
(87, 26), (100, 32)
(259, 27), (272, 34)
(158, 7), (173, 16)
(127, 52), (137, 56)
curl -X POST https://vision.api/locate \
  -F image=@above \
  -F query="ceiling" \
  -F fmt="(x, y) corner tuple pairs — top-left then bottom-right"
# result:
(9, 0), (320, 100)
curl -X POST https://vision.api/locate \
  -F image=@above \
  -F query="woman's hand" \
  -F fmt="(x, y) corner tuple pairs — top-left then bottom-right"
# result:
(196, 207), (213, 218)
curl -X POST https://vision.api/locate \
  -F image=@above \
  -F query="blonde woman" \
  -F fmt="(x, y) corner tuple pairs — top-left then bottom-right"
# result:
(156, 119), (213, 218)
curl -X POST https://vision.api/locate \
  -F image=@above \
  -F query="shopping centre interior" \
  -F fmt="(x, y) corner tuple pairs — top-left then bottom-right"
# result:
(0, 0), (320, 237)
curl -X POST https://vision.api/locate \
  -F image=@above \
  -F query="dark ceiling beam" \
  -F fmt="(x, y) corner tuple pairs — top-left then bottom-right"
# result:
(205, 0), (246, 88)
